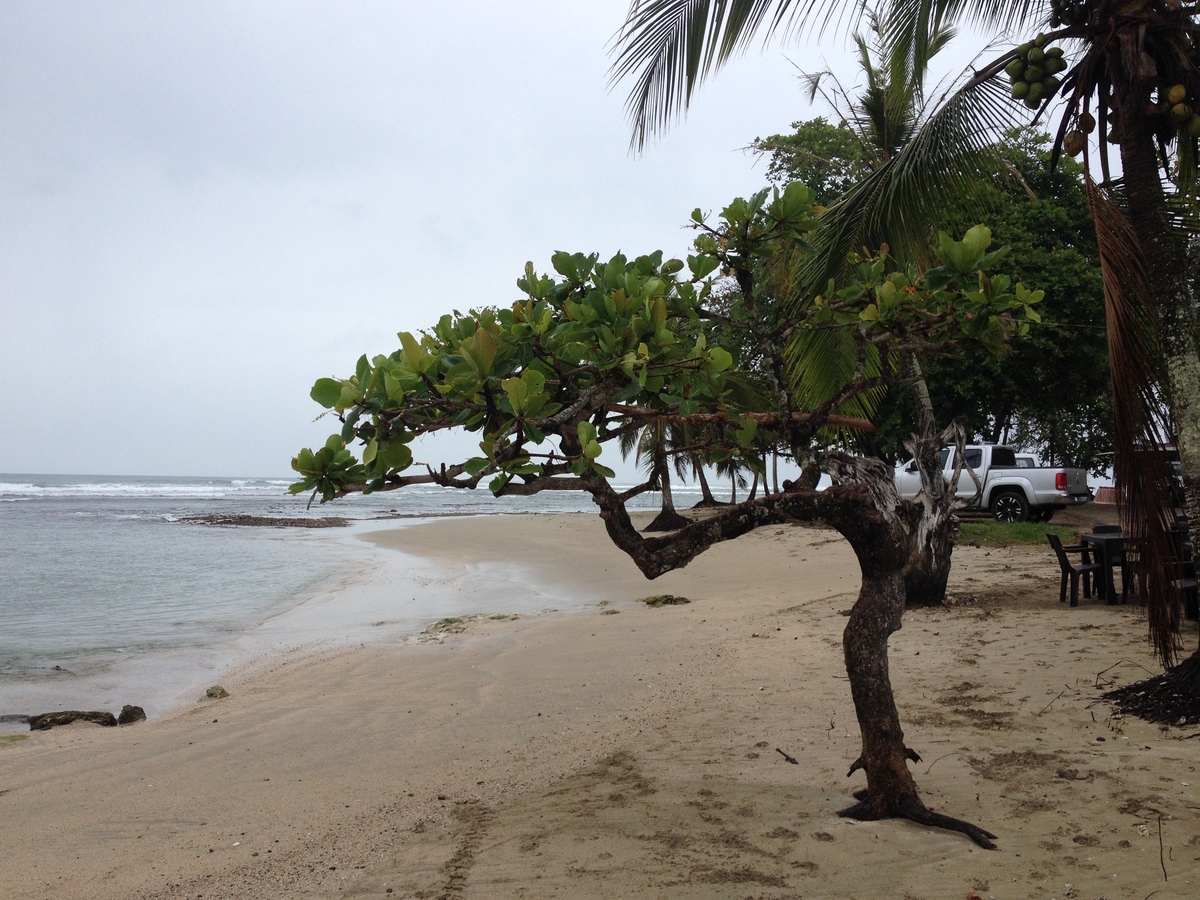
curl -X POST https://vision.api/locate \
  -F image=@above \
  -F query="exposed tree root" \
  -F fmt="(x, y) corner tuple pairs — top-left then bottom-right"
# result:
(838, 790), (998, 850)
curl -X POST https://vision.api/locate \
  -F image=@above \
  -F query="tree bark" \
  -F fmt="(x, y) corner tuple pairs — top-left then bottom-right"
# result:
(902, 503), (957, 606)
(901, 353), (955, 606)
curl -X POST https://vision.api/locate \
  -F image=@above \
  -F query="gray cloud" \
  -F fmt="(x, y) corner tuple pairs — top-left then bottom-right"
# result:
(1, 1), (826, 476)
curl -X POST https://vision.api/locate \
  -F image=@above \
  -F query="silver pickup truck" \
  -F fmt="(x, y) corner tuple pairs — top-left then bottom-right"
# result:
(895, 444), (1092, 522)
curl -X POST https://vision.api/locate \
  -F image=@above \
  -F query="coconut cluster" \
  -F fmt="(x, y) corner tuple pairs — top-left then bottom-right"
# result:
(1007, 35), (1067, 110)
(1049, 0), (1086, 29)
(1166, 83), (1200, 138)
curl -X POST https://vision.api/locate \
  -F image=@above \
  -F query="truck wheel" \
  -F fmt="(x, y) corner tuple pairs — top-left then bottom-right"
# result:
(1039, 508), (1056, 523)
(991, 491), (1028, 523)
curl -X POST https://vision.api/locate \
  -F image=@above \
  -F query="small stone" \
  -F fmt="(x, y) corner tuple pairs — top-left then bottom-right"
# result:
(204, 685), (230, 700)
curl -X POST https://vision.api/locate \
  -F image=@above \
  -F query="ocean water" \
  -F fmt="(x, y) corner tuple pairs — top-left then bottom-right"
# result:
(0, 473), (680, 724)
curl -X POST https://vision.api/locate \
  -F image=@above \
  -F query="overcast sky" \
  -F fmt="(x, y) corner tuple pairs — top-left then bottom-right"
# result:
(0, 2), (979, 477)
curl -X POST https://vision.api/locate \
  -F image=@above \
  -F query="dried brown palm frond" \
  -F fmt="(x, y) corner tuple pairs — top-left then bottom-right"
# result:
(1088, 176), (1185, 666)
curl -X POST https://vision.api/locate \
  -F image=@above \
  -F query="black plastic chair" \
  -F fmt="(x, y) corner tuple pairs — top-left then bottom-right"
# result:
(1048, 533), (1102, 607)
(1120, 539), (1195, 618)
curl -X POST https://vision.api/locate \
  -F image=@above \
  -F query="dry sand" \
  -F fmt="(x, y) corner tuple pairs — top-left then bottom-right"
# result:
(2, 511), (1199, 899)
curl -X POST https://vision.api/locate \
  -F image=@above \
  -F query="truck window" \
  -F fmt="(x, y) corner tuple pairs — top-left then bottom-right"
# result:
(990, 447), (1017, 467)
(964, 448), (983, 469)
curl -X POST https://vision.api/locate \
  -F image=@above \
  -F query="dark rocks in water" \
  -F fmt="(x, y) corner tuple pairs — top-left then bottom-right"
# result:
(28, 710), (118, 730)
(117, 705), (146, 725)
(180, 513), (349, 528)
(204, 685), (230, 700)
(0, 714), (31, 724)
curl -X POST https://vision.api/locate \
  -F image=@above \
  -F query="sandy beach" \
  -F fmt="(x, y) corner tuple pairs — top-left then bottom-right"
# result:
(2, 511), (1199, 899)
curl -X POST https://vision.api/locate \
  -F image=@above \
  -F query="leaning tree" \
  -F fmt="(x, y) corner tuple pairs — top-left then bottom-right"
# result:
(612, 0), (1200, 716)
(292, 184), (1041, 846)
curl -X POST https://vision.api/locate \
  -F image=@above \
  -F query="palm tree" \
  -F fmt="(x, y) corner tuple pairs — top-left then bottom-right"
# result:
(616, 0), (1200, 675)
(792, 10), (969, 605)
(618, 418), (693, 530)
(611, 0), (1200, 844)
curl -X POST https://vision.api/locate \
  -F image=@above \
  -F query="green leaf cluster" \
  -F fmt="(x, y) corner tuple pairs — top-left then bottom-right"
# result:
(292, 184), (1046, 503)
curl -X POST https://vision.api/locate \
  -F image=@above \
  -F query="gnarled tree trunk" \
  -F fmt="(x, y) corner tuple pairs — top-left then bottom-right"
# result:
(588, 464), (996, 848)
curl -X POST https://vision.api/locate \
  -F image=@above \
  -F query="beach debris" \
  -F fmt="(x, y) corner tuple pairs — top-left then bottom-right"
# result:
(204, 685), (230, 700)
(27, 710), (118, 730)
(775, 747), (799, 765)
(118, 705), (146, 725)
(640, 594), (690, 607)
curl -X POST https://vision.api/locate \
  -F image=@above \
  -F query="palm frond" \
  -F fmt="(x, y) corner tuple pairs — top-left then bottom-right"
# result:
(1088, 177), (1184, 667)
(799, 63), (1022, 289)
(611, 1), (883, 150)
(787, 323), (889, 445)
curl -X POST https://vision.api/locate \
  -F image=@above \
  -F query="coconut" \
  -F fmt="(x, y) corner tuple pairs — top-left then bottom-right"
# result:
(1063, 130), (1086, 156)
(1189, 114), (1200, 138)
(1079, 111), (1097, 134)
(1168, 83), (1188, 106)
(1172, 102), (1193, 123)
(1011, 81), (1030, 100)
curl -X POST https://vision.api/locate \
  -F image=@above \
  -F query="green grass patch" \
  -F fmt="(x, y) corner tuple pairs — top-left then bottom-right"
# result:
(1, 734), (28, 746)
(957, 520), (1082, 546)
(428, 617), (467, 633)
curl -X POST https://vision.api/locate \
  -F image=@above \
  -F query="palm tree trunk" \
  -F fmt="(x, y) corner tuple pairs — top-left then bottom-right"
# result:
(644, 445), (690, 532)
(693, 462), (720, 507)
